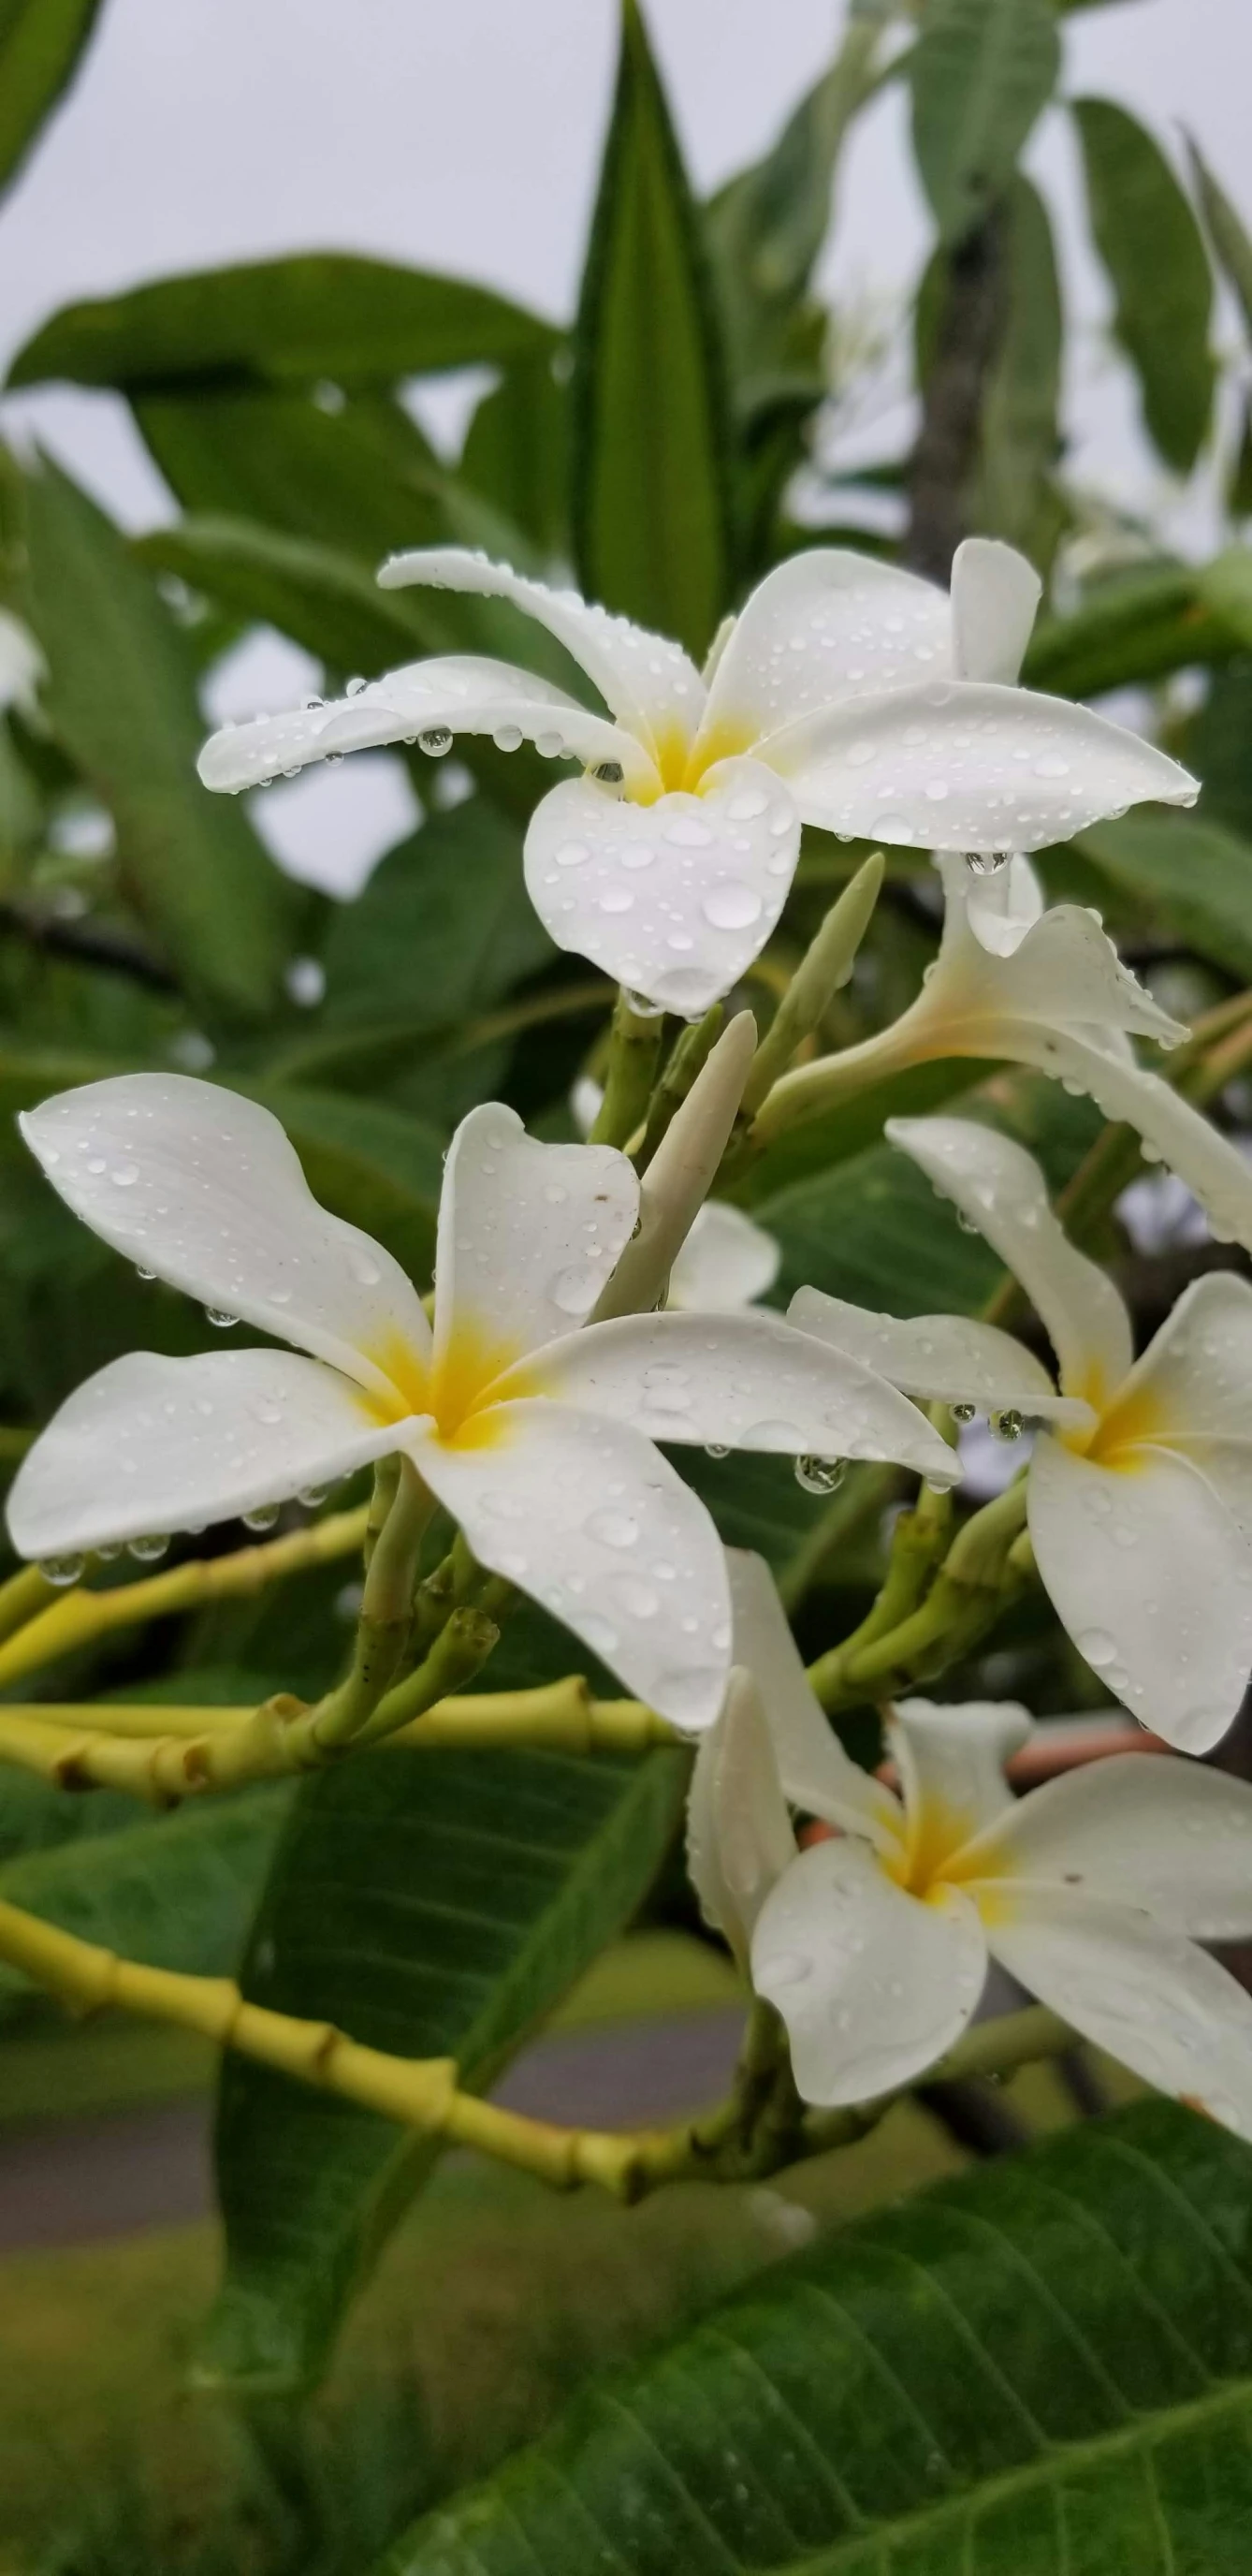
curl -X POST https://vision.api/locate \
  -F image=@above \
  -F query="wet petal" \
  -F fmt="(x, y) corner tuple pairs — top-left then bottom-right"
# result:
(887, 1116), (1134, 1407)
(1027, 1434), (1252, 1751)
(788, 1287), (1089, 1427)
(376, 547), (703, 758)
(963, 852), (1044, 956)
(524, 758), (799, 1017)
(415, 1398), (731, 1731)
(1092, 1271), (1252, 1541)
(727, 1549), (904, 1854)
(197, 655), (646, 796)
(960, 1752), (1252, 1940)
(926, 856), (1186, 1048)
(950, 538), (1041, 684)
(687, 1669), (797, 1961)
(757, 678), (1197, 854)
(1005, 1025), (1252, 1266)
(751, 1837), (986, 2107)
(433, 1103), (638, 1371)
(21, 1075), (430, 1403)
(7, 1350), (405, 1560)
(667, 1202), (780, 1313)
(982, 1885), (1252, 2141)
(695, 549), (952, 758)
(523, 1310), (961, 1485)
(889, 1698), (1031, 1869)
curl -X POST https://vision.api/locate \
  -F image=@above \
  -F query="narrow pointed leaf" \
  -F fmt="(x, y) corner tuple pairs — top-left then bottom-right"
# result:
(383, 2100), (1252, 2575)
(908, 0), (1060, 249)
(1187, 138), (1252, 341)
(975, 176), (1066, 566)
(1073, 96), (1215, 473)
(1024, 563), (1228, 698)
(572, 0), (732, 655)
(0, 0), (105, 197)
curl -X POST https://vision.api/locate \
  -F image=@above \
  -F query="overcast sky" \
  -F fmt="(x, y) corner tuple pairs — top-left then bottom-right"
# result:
(1, 0), (1247, 895)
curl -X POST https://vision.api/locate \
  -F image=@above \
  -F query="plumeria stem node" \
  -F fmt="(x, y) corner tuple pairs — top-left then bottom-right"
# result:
(590, 988), (666, 1149)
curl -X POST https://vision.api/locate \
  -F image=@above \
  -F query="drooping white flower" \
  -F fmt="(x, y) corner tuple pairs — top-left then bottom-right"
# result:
(759, 850), (1252, 1258)
(0, 607), (46, 726)
(7, 1077), (958, 1732)
(793, 1114), (1252, 1751)
(197, 540), (1194, 1017)
(571, 1073), (779, 1311)
(691, 1552), (1252, 2127)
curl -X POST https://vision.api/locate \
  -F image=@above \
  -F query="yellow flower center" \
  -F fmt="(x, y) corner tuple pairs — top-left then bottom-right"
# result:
(1059, 1370), (1170, 1471)
(358, 1319), (544, 1451)
(630, 717), (757, 805)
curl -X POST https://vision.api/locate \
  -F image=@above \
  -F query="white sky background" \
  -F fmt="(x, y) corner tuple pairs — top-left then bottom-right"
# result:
(0, 0), (1248, 895)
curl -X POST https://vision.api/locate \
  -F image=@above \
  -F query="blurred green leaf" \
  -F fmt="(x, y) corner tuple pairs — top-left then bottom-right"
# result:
(200, 1734), (687, 2393)
(460, 353), (571, 560)
(760, 1134), (1000, 1316)
(0, 0), (104, 197)
(318, 802), (550, 1042)
(1186, 137), (1252, 341)
(1182, 663), (1252, 841)
(20, 461), (294, 1020)
(975, 176), (1065, 567)
(1075, 810), (1252, 986)
(7, 256), (556, 392)
(1230, 400), (1252, 521)
(138, 515), (447, 684)
(384, 2100), (1252, 2576)
(908, 0), (1059, 249)
(1073, 97), (1215, 474)
(135, 389), (448, 561)
(1024, 563), (1227, 698)
(240, 1084), (444, 1287)
(572, 0), (732, 656)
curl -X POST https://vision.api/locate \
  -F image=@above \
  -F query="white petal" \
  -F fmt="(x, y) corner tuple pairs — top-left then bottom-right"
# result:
(751, 1837), (986, 2107)
(6, 1350), (403, 1559)
(197, 655), (647, 796)
(687, 1669), (797, 1960)
(928, 856), (1186, 1048)
(433, 1102), (638, 1369)
(950, 539), (1041, 684)
(1027, 1434), (1252, 1751)
(963, 853), (1044, 957)
(1006, 1025), (1252, 1266)
(1093, 1274), (1252, 1536)
(787, 1286), (1090, 1427)
(756, 679), (1198, 854)
(522, 1310), (962, 1485)
(727, 1549), (904, 1855)
(961, 1753), (1252, 1940)
(414, 1398), (732, 1731)
(889, 1698), (1031, 1868)
(21, 1075), (430, 1403)
(887, 1116), (1134, 1408)
(982, 1885), (1252, 2141)
(376, 547), (703, 760)
(524, 758), (799, 1017)
(667, 1203), (780, 1313)
(0, 606), (46, 720)
(694, 550), (952, 759)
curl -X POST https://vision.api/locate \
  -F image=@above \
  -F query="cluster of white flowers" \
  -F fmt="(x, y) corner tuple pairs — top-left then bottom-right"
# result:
(11, 533), (1252, 2138)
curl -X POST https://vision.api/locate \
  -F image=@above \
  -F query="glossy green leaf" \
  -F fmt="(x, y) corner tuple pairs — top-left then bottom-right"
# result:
(908, 0), (1059, 248)
(976, 177), (1065, 566)
(760, 1134), (1000, 1317)
(572, 0), (732, 657)
(199, 1723), (688, 2393)
(383, 2100), (1252, 2575)
(1073, 97), (1215, 473)
(0, 0), (104, 197)
(1075, 810), (1252, 985)
(7, 256), (555, 392)
(1024, 563), (1228, 699)
(1187, 138), (1252, 342)
(20, 461), (294, 1020)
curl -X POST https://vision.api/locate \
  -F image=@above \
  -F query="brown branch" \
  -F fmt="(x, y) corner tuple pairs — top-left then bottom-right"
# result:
(906, 205), (1010, 582)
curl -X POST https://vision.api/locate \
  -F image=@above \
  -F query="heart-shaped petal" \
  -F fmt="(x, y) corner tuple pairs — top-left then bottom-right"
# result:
(524, 757), (799, 1015)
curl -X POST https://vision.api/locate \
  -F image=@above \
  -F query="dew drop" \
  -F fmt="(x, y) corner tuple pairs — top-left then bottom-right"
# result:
(587, 1507), (640, 1549)
(966, 848), (1012, 878)
(1078, 1626), (1117, 1670)
(551, 1266), (599, 1316)
(128, 1533), (169, 1563)
(109, 1162), (140, 1188)
(794, 1454), (847, 1496)
(418, 726), (453, 758)
(135, 1266), (156, 1283)
(492, 723), (524, 753)
(952, 1401), (977, 1426)
(205, 1308), (239, 1329)
(702, 882), (763, 931)
(242, 1503), (281, 1532)
(555, 840), (590, 870)
(990, 1410), (1024, 1442)
(38, 1553), (84, 1588)
(592, 757), (624, 784)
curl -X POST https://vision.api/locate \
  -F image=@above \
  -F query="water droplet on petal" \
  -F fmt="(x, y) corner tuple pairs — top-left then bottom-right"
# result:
(794, 1454), (847, 1496)
(418, 726), (454, 758)
(38, 1554), (84, 1588)
(205, 1309), (239, 1329)
(128, 1533), (169, 1563)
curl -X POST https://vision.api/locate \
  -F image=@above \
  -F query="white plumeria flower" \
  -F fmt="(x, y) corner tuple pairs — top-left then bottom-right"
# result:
(761, 849), (1252, 1259)
(691, 1551), (1252, 2130)
(793, 1114), (1252, 1752)
(0, 607), (46, 725)
(197, 539), (1194, 1017)
(7, 1076), (959, 1733)
(570, 1073), (779, 1312)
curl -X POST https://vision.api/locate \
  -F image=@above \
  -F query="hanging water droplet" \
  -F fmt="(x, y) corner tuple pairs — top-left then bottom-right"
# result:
(135, 1266), (156, 1282)
(96, 1541), (123, 1562)
(794, 1454), (848, 1496)
(955, 1209), (979, 1234)
(534, 729), (565, 758)
(704, 1442), (730, 1461)
(38, 1553), (84, 1588)
(952, 1400), (977, 1426)
(622, 988), (664, 1019)
(592, 758), (624, 784)
(128, 1533), (169, 1562)
(991, 1409), (1025, 1442)
(965, 848), (1012, 878)
(204, 1308), (239, 1329)
(418, 726), (454, 758)
(492, 723), (523, 754)
(242, 1503), (280, 1532)
(298, 1483), (330, 1509)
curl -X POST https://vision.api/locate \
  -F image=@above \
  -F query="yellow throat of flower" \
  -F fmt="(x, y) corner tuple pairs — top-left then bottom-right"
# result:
(632, 718), (757, 805)
(360, 1319), (542, 1450)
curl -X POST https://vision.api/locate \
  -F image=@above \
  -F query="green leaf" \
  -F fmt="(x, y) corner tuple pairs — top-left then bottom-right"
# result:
(1073, 97), (1215, 474)
(200, 1733), (688, 2393)
(760, 1135), (1000, 1318)
(0, 0), (104, 197)
(240, 1084), (444, 1288)
(460, 354), (571, 560)
(1186, 138), (1252, 342)
(975, 177), (1065, 567)
(1024, 562), (1228, 699)
(572, 0), (732, 657)
(1074, 810), (1252, 985)
(317, 802), (551, 1044)
(0, 1784), (290, 2024)
(1182, 663), (1252, 842)
(138, 513), (446, 685)
(382, 2099), (1252, 2575)
(134, 389), (448, 562)
(20, 461), (294, 1020)
(7, 256), (555, 392)
(908, 0), (1059, 249)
